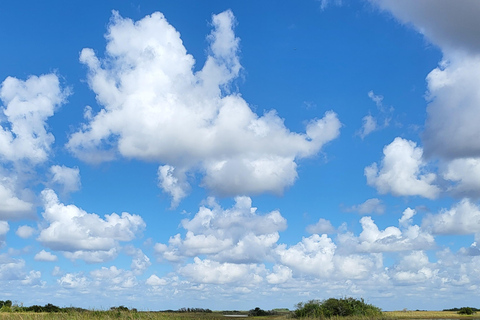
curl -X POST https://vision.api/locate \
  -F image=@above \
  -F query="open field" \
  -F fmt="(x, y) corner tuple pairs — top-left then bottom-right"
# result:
(384, 311), (480, 320)
(0, 310), (480, 320)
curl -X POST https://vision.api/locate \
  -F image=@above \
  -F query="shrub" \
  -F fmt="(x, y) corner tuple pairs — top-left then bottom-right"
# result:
(294, 300), (324, 318)
(0, 305), (12, 313)
(458, 307), (476, 315)
(249, 307), (277, 316)
(295, 297), (382, 318)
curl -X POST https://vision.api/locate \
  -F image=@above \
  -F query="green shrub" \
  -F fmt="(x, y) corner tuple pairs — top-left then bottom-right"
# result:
(458, 307), (475, 315)
(0, 305), (12, 313)
(295, 297), (382, 318)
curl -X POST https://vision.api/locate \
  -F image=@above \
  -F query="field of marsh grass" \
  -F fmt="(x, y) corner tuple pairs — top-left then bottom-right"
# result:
(384, 310), (480, 319)
(0, 310), (288, 320)
(0, 309), (479, 320)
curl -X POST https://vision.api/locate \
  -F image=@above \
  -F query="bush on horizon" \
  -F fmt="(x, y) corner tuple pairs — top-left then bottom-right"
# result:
(294, 297), (382, 318)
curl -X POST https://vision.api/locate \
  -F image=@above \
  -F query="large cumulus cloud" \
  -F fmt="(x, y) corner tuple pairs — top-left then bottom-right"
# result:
(66, 10), (341, 206)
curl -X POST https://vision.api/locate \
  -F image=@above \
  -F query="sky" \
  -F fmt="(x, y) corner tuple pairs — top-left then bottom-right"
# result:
(1, 0), (480, 312)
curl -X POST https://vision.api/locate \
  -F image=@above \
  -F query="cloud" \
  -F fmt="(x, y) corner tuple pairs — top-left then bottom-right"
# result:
(125, 246), (151, 275)
(388, 251), (438, 285)
(368, 90), (384, 107)
(38, 189), (145, 263)
(146, 274), (167, 286)
(347, 198), (386, 215)
(34, 250), (58, 262)
(0, 179), (34, 220)
(423, 199), (480, 235)
(58, 272), (89, 289)
(66, 10), (341, 205)
(423, 57), (480, 159)
(90, 266), (138, 289)
(306, 218), (335, 234)
(0, 74), (68, 164)
(157, 165), (188, 209)
(179, 257), (265, 285)
(442, 158), (480, 197)
(370, 1), (480, 163)
(370, 0), (480, 56)
(337, 212), (434, 254)
(155, 196), (287, 263)
(49, 165), (81, 194)
(275, 234), (336, 277)
(365, 137), (440, 199)
(318, 0), (342, 11)
(358, 115), (377, 139)
(266, 265), (292, 284)
(15, 225), (35, 239)
(0, 221), (8, 246)
(0, 254), (27, 281)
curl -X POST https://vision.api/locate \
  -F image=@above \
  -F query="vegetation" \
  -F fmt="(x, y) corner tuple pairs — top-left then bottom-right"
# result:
(248, 307), (277, 316)
(457, 307), (476, 315)
(294, 297), (382, 318)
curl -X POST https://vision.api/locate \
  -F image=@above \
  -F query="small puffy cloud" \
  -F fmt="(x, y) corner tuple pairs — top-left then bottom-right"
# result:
(347, 198), (386, 215)
(423, 199), (480, 235)
(306, 218), (335, 234)
(38, 189), (145, 263)
(15, 225), (35, 239)
(156, 196), (286, 264)
(66, 10), (341, 204)
(365, 137), (440, 199)
(34, 250), (58, 262)
(49, 165), (81, 194)
(0, 180), (33, 220)
(146, 274), (167, 286)
(0, 74), (68, 164)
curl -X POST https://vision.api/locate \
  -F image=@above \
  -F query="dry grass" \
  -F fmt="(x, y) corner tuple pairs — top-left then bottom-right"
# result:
(1, 310), (479, 320)
(384, 310), (480, 319)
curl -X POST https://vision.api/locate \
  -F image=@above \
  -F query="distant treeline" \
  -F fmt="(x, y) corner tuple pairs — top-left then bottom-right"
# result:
(443, 307), (480, 312)
(0, 301), (90, 313)
(164, 308), (212, 313)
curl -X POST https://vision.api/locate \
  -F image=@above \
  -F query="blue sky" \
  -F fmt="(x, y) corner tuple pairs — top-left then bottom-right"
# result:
(1, 0), (480, 311)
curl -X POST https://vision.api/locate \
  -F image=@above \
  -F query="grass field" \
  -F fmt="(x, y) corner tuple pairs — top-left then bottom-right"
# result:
(0, 310), (480, 320)
(384, 311), (480, 319)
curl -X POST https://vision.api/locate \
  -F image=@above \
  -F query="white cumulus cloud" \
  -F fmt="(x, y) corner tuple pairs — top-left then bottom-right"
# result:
(66, 10), (341, 205)
(423, 199), (480, 235)
(15, 225), (35, 239)
(365, 137), (440, 199)
(155, 196), (287, 263)
(37, 189), (145, 263)
(34, 250), (58, 262)
(49, 165), (81, 194)
(0, 74), (68, 164)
